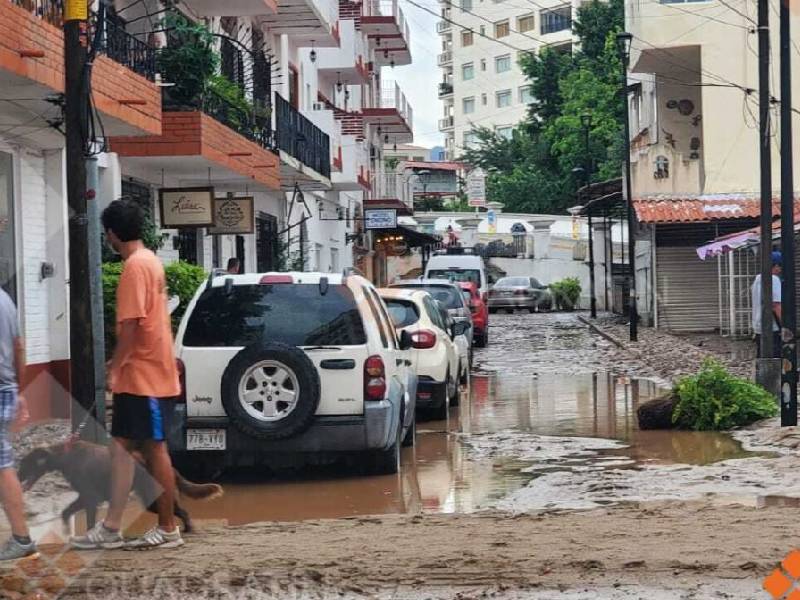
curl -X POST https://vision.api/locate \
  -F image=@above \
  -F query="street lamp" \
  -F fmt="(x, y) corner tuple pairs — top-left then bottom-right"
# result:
(616, 31), (637, 342)
(579, 113), (597, 319)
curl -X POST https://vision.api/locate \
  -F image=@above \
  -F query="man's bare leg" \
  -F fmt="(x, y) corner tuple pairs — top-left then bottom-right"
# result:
(143, 440), (176, 531)
(103, 437), (136, 531)
(0, 468), (29, 538)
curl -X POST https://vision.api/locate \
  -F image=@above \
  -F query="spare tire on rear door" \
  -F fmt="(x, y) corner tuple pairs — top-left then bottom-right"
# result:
(221, 342), (321, 440)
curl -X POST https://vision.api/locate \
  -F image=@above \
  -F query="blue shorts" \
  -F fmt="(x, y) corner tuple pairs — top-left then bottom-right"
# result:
(0, 389), (17, 469)
(111, 394), (175, 442)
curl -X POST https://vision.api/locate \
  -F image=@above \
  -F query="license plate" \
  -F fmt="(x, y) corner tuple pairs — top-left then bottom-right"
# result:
(186, 428), (226, 451)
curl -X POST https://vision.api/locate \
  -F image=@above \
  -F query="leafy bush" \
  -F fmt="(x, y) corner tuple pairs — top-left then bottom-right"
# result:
(549, 277), (581, 310)
(102, 260), (206, 356)
(156, 13), (218, 108)
(672, 359), (778, 430)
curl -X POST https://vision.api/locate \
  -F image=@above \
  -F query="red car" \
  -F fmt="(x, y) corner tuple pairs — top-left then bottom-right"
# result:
(459, 281), (489, 347)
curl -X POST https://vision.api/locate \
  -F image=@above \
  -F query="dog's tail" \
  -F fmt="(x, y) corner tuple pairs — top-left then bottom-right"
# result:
(174, 471), (224, 501)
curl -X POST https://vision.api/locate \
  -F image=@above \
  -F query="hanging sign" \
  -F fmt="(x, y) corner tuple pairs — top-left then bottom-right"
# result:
(209, 197), (255, 235)
(466, 167), (486, 208)
(365, 209), (397, 230)
(159, 187), (215, 228)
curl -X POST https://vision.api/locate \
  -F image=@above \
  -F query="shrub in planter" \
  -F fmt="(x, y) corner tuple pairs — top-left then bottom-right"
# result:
(102, 260), (206, 356)
(549, 277), (581, 311)
(672, 359), (778, 430)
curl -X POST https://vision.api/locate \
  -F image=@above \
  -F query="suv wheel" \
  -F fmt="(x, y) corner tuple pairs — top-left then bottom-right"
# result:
(221, 343), (321, 440)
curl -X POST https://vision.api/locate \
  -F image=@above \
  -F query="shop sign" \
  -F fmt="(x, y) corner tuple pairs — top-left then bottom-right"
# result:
(159, 187), (215, 228)
(209, 197), (255, 235)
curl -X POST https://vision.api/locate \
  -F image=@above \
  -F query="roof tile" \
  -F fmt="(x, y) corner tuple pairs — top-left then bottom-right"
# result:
(633, 195), (800, 224)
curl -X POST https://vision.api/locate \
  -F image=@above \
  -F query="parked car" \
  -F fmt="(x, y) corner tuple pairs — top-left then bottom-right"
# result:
(379, 288), (467, 420)
(458, 281), (489, 348)
(389, 279), (472, 377)
(170, 272), (416, 477)
(488, 277), (552, 313)
(424, 252), (488, 301)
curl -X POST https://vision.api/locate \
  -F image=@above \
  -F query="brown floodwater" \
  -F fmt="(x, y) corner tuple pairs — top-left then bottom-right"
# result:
(142, 372), (758, 529)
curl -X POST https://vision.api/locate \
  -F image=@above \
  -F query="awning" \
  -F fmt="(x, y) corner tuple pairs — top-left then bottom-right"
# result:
(380, 225), (441, 248)
(696, 211), (800, 259)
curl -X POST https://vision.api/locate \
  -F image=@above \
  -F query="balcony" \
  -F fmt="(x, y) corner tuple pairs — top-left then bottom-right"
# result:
(366, 171), (414, 215)
(0, 0), (161, 140)
(363, 81), (414, 144)
(259, 0), (340, 46)
(437, 19), (451, 33)
(178, 0), (278, 16)
(362, 0), (411, 66)
(333, 136), (370, 191)
(437, 50), (453, 66)
(438, 82), (454, 98)
(315, 20), (370, 82)
(438, 116), (454, 131)
(275, 94), (332, 189)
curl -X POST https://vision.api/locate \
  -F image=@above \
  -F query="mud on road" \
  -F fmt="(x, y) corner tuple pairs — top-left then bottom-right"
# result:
(2, 312), (792, 599)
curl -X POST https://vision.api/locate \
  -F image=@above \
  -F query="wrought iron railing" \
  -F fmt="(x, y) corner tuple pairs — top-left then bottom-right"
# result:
(275, 94), (331, 179)
(438, 82), (453, 97)
(200, 92), (274, 150)
(96, 13), (157, 81)
(13, 0), (63, 26)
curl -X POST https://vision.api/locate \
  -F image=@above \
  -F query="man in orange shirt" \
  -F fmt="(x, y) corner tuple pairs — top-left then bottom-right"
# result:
(71, 199), (183, 550)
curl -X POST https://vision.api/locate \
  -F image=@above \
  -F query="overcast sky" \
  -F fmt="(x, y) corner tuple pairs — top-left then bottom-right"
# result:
(390, 0), (445, 149)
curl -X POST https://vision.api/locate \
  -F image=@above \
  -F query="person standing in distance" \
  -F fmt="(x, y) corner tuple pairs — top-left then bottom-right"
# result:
(0, 287), (34, 560)
(71, 199), (183, 550)
(752, 250), (783, 359)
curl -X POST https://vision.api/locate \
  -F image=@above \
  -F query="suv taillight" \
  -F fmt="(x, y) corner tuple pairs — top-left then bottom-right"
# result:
(364, 355), (386, 401)
(176, 359), (186, 403)
(411, 330), (437, 349)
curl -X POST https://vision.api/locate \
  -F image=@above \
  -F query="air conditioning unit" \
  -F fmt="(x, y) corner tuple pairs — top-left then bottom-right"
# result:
(312, 102), (326, 111)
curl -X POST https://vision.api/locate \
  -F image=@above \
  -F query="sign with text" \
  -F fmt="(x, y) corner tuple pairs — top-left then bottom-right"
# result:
(466, 168), (486, 207)
(365, 209), (397, 230)
(159, 187), (215, 228)
(209, 197), (255, 235)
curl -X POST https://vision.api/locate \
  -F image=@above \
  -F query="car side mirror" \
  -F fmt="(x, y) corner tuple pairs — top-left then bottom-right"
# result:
(399, 330), (413, 351)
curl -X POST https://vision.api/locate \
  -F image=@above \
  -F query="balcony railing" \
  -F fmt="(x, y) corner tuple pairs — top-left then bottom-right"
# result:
(436, 19), (451, 33)
(13, 0), (62, 26)
(371, 171), (412, 208)
(275, 94), (332, 179)
(437, 50), (453, 65)
(438, 116), (454, 130)
(380, 81), (413, 130)
(364, 0), (411, 45)
(96, 13), (157, 81)
(200, 93), (273, 149)
(438, 82), (453, 97)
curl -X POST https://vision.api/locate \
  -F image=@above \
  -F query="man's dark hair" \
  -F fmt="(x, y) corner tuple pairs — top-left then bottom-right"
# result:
(227, 257), (241, 272)
(101, 199), (144, 242)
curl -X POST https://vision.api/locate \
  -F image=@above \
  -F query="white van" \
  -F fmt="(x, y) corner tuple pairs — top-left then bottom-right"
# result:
(424, 252), (488, 301)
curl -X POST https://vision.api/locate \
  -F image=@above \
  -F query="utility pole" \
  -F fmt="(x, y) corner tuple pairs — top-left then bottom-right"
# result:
(65, 0), (99, 440)
(581, 113), (597, 319)
(779, 0), (797, 424)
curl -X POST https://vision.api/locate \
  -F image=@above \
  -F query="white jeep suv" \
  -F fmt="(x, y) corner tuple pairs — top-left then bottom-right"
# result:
(168, 272), (416, 476)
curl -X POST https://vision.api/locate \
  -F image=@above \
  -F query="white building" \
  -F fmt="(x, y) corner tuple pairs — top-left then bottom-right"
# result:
(437, 0), (576, 159)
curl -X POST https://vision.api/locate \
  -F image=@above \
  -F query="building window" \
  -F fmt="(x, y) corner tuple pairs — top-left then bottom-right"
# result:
(518, 14), (535, 32)
(496, 89), (512, 107)
(496, 126), (513, 139)
(495, 54), (511, 73)
(461, 0), (472, 11)
(463, 96), (476, 114)
(461, 30), (474, 46)
(479, 25), (486, 36)
(463, 131), (478, 148)
(480, 58), (487, 71)
(481, 93), (488, 105)
(495, 19), (510, 38)
(540, 5), (571, 34)
(461, 62), (475, 80)
(519, 85), (534, 103)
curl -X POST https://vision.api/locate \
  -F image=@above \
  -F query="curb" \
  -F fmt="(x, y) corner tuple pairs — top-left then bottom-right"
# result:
(578, 315), (626, 349)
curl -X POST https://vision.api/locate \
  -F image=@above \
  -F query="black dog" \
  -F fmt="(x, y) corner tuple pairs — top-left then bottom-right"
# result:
(18, 441), (223, 533)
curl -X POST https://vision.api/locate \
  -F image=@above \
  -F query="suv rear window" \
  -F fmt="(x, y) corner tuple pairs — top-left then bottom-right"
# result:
(427, 269), (482, 286)
(183, 284), (367, 347)
(399, 285), (464, 310)
(496, 277), (529, 287)
(384, 299), (420, 328)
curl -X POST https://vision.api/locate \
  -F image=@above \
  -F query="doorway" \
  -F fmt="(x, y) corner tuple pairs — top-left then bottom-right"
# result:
(255, 212), (278, 272)
(236, 235), (246, 272)
(177, 229), (198, 264)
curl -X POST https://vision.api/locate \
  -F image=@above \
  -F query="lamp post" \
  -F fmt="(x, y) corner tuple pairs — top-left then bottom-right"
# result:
(581, 113), (597, 319)
(616, 31), (637, 342)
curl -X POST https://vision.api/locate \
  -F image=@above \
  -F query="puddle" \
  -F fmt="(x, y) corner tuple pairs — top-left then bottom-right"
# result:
(461, 372), (755, 466)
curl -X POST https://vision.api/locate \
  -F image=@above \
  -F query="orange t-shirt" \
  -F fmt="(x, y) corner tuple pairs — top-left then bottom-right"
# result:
(113, 248), (180, 398)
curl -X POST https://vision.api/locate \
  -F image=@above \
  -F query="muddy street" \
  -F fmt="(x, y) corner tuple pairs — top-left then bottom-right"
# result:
(4, 312), (798, 599)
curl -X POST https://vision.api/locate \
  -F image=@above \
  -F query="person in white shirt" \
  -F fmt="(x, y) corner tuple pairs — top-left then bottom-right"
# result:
(752, 250), (783, 358)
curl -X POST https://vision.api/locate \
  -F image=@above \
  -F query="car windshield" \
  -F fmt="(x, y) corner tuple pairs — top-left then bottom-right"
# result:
(384, 299), (420, 328)
(183, 284), (367, 347)
(461, 290), (472, 303)
(427, 269), (481, 286)
(396, 284), (464, 309)
(495, 277), (529, 287)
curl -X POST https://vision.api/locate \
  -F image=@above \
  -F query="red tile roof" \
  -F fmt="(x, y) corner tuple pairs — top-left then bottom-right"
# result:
(633, 195), (800, 224)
